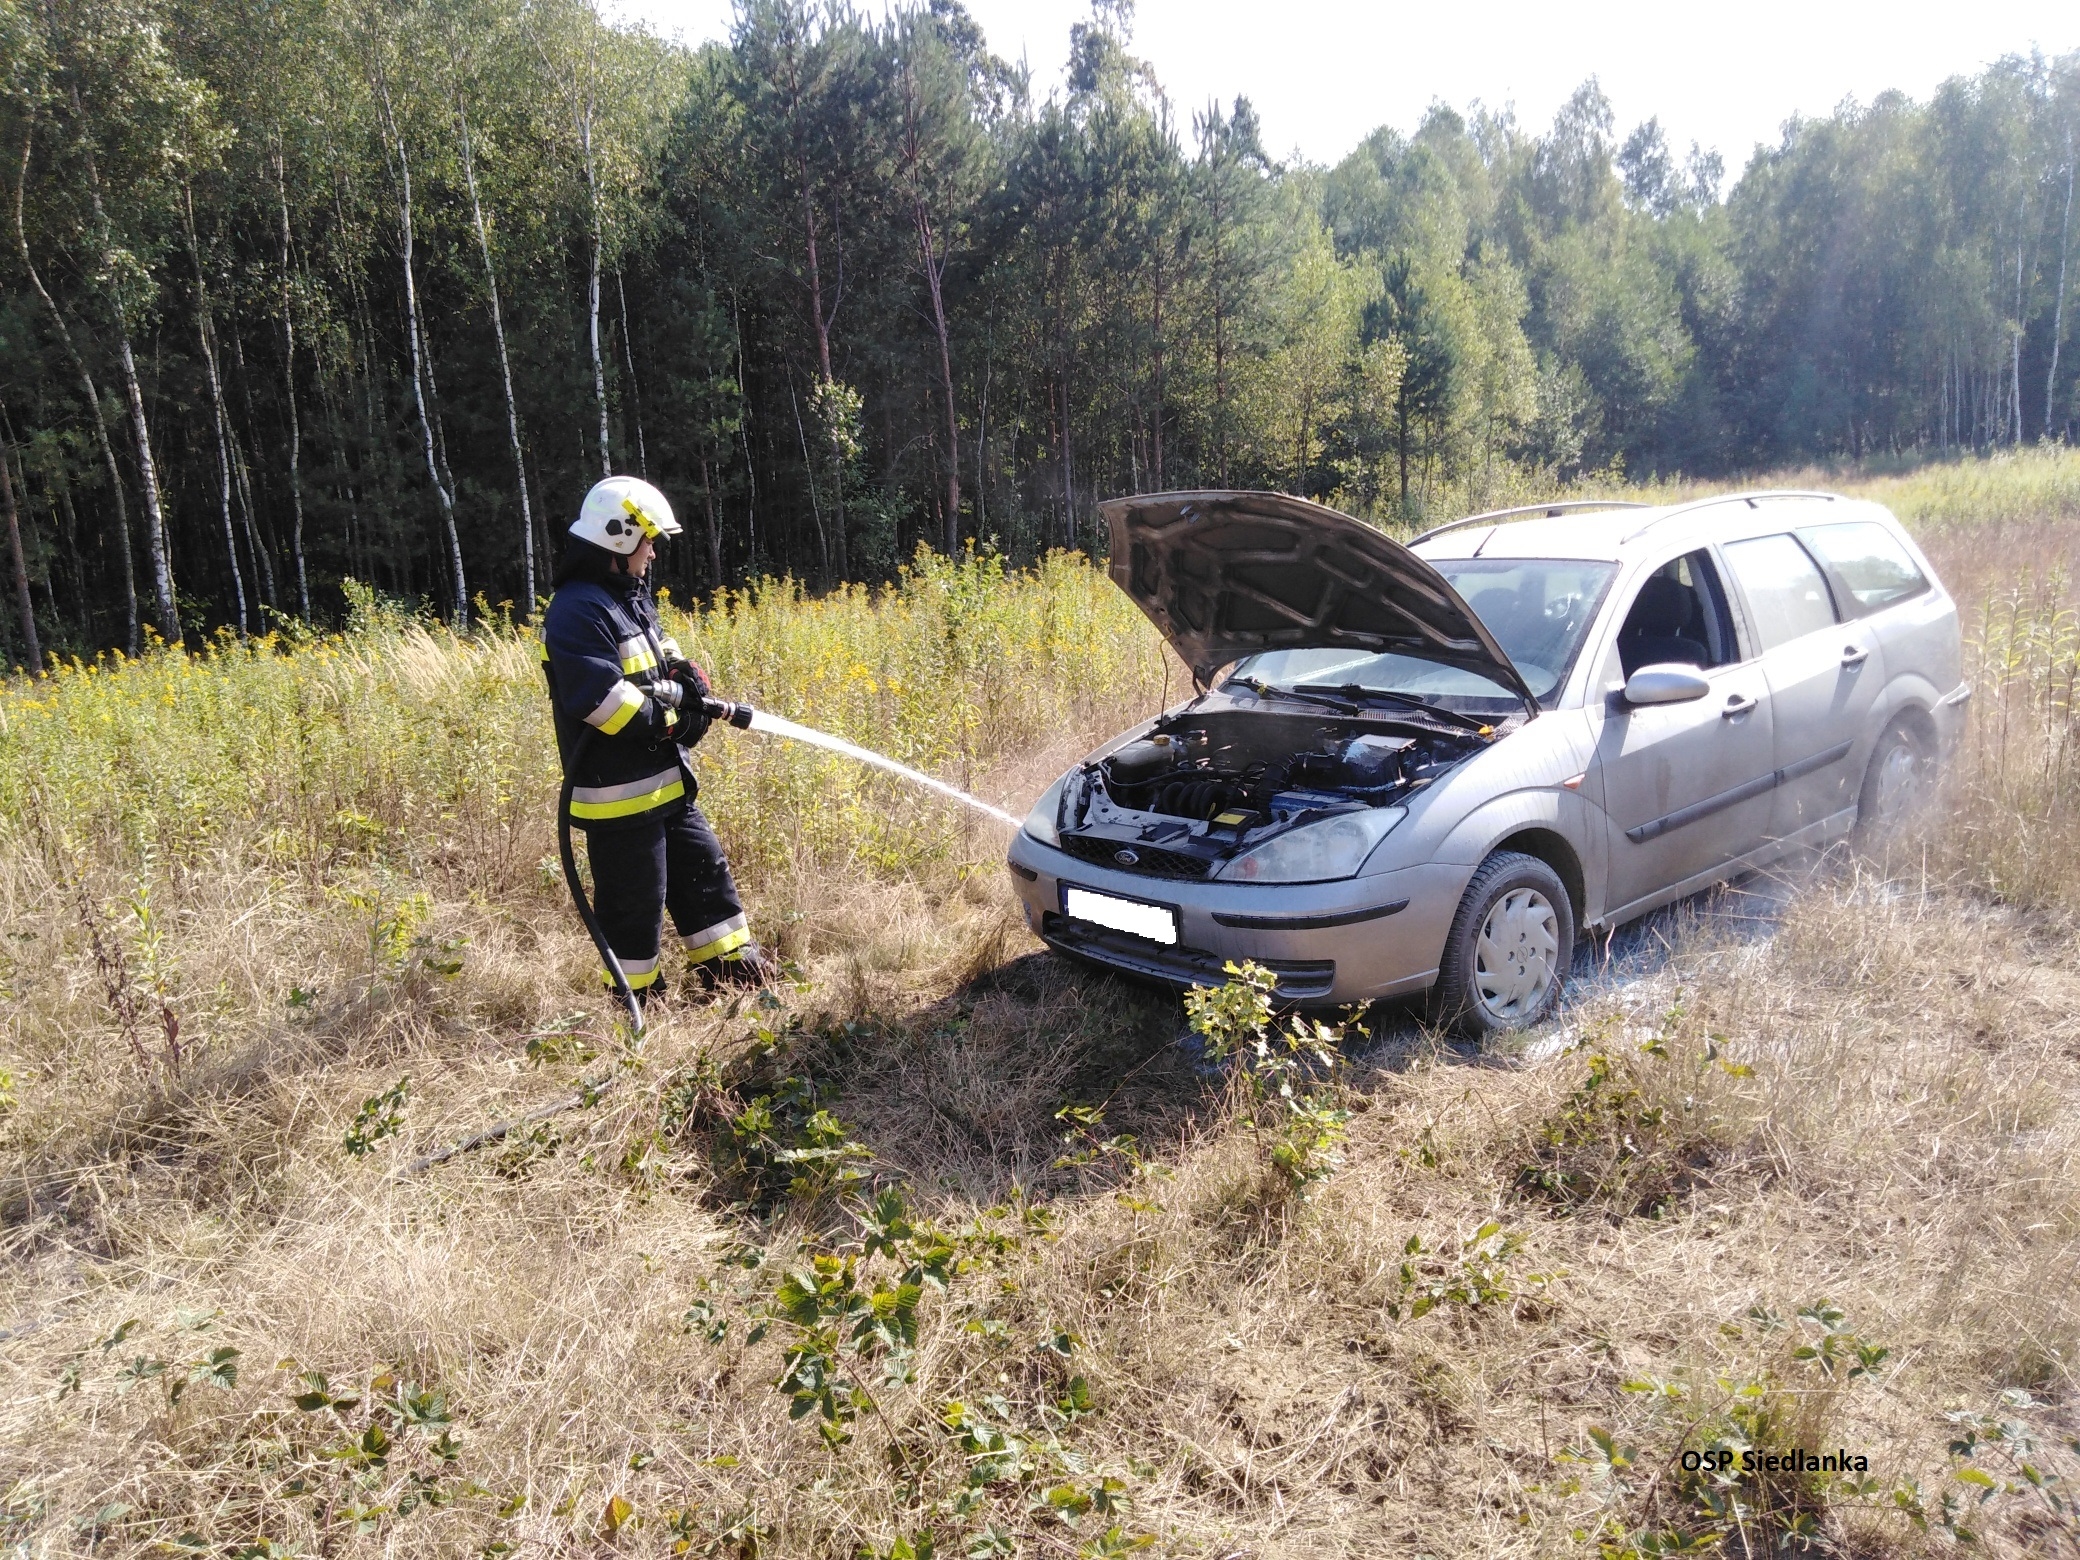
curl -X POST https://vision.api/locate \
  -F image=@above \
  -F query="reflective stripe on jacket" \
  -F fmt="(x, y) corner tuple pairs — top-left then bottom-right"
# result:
(541, 576), (692, 830)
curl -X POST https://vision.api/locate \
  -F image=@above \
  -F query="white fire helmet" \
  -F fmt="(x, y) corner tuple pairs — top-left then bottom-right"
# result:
(571, 475), (681, 555)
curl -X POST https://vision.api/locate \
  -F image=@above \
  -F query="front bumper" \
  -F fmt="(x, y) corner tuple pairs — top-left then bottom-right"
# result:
(1006, 831), (1468, 1006)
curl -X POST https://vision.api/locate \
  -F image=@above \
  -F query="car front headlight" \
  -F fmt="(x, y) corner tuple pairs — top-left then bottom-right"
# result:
(1021, 773), (1068, 848)
(1217, 806), (1406, 884)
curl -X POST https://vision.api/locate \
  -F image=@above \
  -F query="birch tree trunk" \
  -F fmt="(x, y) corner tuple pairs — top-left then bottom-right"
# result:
(914, 199), (960, 553)
(580, 99), (611, 478)
(224, 293), (280, 608)
(457, 98), (537, 609)
(789, 375), (830, 577)
(275, 152), (310, 619)
(2048, 135), (2074, 440)
(0, 425), (41, 673)
(182, 185), (249, 635)
(16, 125), (138, 652)
(698, 450), (723, 588)
(1151, 258), (1166, 490)
(374, 68), (468, 622)
(896, 57), (960, 553)
(76, 115), (178, 643)
(111, 327), (179, 643)
(616, 271), (647, 478)
(2013, 213), (2027, 445)
(776, 21), (846, 579)
(795, 179), (848, 577)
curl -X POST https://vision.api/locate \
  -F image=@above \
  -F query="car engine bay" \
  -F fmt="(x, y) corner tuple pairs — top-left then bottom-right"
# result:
(1054, 705), (1489, 880)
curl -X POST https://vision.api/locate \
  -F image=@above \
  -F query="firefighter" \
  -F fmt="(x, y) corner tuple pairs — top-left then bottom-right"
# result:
(541, 475), (776, 996)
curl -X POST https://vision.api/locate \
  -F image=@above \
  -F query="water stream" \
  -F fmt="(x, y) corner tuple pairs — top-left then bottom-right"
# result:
(741, 707), (1024, 828)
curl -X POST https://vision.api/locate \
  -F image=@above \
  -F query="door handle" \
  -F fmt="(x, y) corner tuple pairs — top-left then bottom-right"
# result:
(1722, 693), (1758, 718)
(1841, 645), (1870, 667)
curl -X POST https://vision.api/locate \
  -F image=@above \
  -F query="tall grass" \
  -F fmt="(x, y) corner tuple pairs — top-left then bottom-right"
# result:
(0, 548), (1165, 894)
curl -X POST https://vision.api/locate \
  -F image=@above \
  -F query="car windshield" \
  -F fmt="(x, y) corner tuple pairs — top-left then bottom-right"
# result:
(1230, 558), (1618, 713)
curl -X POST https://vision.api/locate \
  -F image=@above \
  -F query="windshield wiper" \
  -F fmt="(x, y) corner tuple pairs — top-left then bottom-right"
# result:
(1293, 683), (1496, 732)
(1224, 675), (1360, 715)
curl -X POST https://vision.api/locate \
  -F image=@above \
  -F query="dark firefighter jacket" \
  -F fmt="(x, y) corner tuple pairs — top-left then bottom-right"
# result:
(541, 575), (695, 830)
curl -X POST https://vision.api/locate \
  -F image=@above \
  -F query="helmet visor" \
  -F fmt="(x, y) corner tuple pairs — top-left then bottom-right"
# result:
(623, 496), (680, 540)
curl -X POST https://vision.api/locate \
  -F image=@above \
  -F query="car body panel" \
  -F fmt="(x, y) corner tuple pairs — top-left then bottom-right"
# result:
(1013, 489), (1964, 1008)
(1750, 621), (1883, 839)
(1006, 829), (1470, 1001)
(1867, 583), (1964, 745)
(1589, 658), (1778, 915)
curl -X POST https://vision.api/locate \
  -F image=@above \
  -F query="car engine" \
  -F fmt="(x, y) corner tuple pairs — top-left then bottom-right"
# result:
(1054, 706), (1486, 880)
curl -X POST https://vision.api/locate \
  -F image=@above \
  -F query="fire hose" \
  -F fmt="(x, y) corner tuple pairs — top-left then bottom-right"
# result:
(557, 695), (756, 1030)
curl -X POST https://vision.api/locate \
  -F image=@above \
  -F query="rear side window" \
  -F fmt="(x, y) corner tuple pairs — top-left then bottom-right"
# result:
(1797, 521), (1929, 617)
(1722, 534), (1838, 650)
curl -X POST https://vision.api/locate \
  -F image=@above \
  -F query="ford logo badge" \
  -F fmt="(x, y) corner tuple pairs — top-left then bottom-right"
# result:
(1114, 848), (1140, 866)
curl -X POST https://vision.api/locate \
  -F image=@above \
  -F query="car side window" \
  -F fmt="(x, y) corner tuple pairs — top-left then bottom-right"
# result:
(1795, 521), (1929, 618)
(1613, 550), (1737, 677)
(1722, 534), (1838, 650)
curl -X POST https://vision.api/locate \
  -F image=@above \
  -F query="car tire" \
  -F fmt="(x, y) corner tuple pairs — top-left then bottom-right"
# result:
(1854, 719), (1934, 843)
(1432, 851), (1574, 1038)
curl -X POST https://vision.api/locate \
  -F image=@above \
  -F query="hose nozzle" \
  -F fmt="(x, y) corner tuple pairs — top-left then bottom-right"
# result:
(702, 696), (756, 730)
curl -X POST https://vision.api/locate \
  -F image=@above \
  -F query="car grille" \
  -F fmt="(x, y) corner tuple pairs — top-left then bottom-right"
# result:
(1040, 913), (1336, 1002)
(1058, 834), (1216, 880)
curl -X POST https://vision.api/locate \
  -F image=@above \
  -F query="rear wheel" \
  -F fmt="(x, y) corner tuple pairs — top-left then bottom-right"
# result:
(1433, 851), (1574, 1038)
(1856, 720), (1934, 843)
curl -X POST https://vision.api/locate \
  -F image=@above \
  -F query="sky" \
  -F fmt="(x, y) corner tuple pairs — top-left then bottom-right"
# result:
(604, 0), (2077, 175)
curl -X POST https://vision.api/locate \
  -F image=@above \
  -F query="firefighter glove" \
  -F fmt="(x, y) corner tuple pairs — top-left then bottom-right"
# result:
(671, 659), (713, 702)
(672, 690), (713, 748)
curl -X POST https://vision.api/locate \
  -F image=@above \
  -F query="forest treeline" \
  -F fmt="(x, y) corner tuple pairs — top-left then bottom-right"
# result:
(2, 0), (2078, 664)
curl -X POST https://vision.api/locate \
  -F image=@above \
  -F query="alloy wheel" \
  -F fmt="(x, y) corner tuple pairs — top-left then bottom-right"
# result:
(1474, 886), (1559, 1021)
(1870, 737), (1925, 826)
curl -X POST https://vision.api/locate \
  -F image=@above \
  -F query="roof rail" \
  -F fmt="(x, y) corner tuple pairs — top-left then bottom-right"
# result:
(1618, 489), (1841, 542)
(1410, 498), (1649, 546)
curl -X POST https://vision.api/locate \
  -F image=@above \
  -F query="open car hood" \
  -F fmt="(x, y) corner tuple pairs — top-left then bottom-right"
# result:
(1101, 489), (1539, 715)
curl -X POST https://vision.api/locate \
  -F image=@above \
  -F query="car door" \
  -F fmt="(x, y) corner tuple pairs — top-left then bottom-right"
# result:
(1797, 517), (1959, 703)
(1590, 548), (1779, 919)
(1720, 531), (1881, 842)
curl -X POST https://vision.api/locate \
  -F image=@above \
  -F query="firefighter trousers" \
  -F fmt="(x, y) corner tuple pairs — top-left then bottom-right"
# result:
(581, 801), (749, 991)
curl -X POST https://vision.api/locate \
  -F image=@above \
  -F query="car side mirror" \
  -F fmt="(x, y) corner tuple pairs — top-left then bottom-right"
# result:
(1622, 665), (1711, 706)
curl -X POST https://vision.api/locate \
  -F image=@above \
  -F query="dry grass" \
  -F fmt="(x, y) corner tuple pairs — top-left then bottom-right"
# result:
(4, 461), (2080, 1558)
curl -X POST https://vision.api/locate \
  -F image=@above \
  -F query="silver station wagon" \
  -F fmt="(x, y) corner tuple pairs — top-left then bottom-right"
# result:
(1006, 490), (1965, 1034)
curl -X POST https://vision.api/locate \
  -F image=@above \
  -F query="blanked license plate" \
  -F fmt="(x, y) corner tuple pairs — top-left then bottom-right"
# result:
(1062, 885), (1179, 946)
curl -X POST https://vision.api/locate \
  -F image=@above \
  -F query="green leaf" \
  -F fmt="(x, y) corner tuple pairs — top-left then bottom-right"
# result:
(190, 1346), (241, 1391)
(115, 1356), (166, 1392)
(1057, 1375), (1095, 1420)
(399, 1386), (451, 1427)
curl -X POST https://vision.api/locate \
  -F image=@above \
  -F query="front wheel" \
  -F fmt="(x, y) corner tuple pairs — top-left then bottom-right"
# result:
(1855, 720), (1934, 844)
(1432, 851), (1575, 1038)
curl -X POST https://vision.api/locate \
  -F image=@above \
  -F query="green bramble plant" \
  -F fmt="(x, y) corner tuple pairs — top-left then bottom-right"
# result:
(1184, 960), (1353, 1200)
